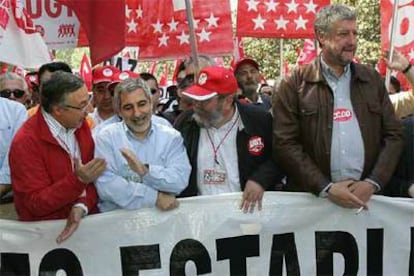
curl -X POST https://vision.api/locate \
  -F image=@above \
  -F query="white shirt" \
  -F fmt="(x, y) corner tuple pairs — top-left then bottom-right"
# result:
(0, 98), (27, 184)
(197, 108), (243, 195)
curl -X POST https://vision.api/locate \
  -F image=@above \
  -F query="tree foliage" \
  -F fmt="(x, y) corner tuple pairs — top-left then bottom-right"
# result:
(55, 0), (381, 81)
(243, 0), (381, 79)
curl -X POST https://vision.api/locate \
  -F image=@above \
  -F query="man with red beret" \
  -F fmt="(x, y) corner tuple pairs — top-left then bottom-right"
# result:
(175, 66), (284, 213)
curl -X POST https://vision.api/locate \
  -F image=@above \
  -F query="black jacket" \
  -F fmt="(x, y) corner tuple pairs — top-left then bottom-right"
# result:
(175, 101), (284, 197)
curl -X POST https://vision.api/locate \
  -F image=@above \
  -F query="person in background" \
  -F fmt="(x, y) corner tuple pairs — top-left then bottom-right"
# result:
(259, 83), (273, 98)
(25, 71), (40, 108)
(9, 71), (106, 243)
(273, 4), (403, 210)
(234, 58), (272, 110)
(139, 72), (163, 115)
(176, 66), (285, 213)
(90, 65), (120, 126)
(0, 72), (30, 108)
(384, 49), (414, 198)
(385, 50), (414, 119)
(94, 78), (190, 212)
(27, 61), (73, 117)
(0, 97), (27, 203)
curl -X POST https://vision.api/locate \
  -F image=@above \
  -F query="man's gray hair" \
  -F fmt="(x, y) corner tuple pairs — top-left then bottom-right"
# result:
(113, 77), (151, 113)
(314, 4), (356, 36)
(0, 72), (28, 91)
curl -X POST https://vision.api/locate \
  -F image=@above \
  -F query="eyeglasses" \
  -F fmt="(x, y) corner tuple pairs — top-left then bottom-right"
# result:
(0, 89), (25, 99)
(63, 95), (93, 113)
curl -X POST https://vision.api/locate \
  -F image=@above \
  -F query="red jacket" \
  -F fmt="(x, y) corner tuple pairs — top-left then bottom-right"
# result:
(9, 110), (99, 221)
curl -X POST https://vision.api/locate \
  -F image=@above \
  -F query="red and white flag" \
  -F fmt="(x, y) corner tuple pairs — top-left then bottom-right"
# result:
(149, 61), (158, 75)
(159, 63), (169, 87)
(230, 36), (246, 69)
(296, 39), (317, 65)
(58, 0), (125, 65)
(0, 0), (51, 68)
(79, 53), (92, 91)
(381, 0), (414, 62)
(236, 0), (330, 38)
(127, 0), (233, 59)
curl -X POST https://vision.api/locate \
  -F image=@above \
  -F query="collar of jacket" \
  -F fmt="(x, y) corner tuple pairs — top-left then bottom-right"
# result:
(301, 56), (370, 84)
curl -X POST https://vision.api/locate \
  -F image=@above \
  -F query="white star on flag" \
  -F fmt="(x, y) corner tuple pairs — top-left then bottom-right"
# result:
(168, 18), (179, 31)
(286, 0), (299, 13)
(252, 14), (266, 30)
(409, 49), (414, 61)
(275, 16), (288, 30)
(125, 5), (132, 18)
(127, 19), (138, 33)
(246, 0), (259, 12)
(205, 13), (219, 28)
(265, 0), (278, 12)
(152, 20), (163, 33)
(176, 31), (190, 45)
(136, 6), (143, 18)
(158, 33), (169, 47)
(305, 0), (318, 14)
(197, 28), (212, 42)
(294, 15), (308, 30)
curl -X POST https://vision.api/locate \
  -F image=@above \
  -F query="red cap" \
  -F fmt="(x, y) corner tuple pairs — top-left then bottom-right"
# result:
(233, 58), (259, 73)
(25, 73), (38, 90)
(108, 71), (140, 90)
(92, 65), (120, 84)
(182, 66), (238, 101)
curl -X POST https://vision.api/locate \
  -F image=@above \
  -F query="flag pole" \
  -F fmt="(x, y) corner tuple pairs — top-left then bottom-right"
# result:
(280, 39), (284, 77)
(184, 0), (200, 78)
(385, 0), (399, 91)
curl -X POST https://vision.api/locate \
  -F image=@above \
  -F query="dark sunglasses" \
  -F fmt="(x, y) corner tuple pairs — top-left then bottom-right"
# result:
(0, 89), (25, 99)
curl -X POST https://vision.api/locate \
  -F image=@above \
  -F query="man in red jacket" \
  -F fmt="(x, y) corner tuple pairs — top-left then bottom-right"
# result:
(9, 71), (106, 243)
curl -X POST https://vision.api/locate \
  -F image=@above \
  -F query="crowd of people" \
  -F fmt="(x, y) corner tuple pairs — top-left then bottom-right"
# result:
(0, 4), (413, 243)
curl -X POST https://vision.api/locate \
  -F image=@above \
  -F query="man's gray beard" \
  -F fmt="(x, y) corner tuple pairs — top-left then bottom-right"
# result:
(193, 112), (222, 129)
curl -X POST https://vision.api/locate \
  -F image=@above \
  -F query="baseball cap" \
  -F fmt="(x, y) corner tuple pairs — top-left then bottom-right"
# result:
(182, 66), (238, 101)
(25, 72), (38, 90)
(233, 58), (259, 73)
(108, 71), (140, 91)
(92, 65), (120, 84)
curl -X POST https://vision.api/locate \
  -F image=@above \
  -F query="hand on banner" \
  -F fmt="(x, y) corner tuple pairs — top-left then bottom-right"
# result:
(75, 158), (107, 184)
(56, 206), (85, 244)
(240, 180), (264, 213)
(156, 192), (179, 211)
(120, 148), (148, 177)
(348, 181), (376, 205)
(328, 180), (367, 209)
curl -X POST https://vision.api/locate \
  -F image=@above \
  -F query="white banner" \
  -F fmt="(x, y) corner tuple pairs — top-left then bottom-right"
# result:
(24, 0), (80, 49)
(0, 192), (413, 275)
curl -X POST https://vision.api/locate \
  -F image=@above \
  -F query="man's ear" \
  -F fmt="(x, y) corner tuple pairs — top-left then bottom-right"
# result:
(51, 104), (64, 117)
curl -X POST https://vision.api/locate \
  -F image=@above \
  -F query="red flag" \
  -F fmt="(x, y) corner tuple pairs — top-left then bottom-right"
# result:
(0, 0), (51, 68)
(230, 36), (246, 69)
(131, 0), (233, 59)
(58, 0), (126, 66)
(381, 0), (414, 63)
(236, 0), (330, 38)
(296, 39), (317, 65)
(79, 53), (92, 91)
(172, 59), (182, 83)
(159, 63), (168, 87)
(149, 61), (158, 75)
(1, 63), (9, 73)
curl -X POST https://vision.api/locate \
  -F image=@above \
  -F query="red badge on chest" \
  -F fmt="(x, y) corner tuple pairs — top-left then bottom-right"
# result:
(333, 108), (352, 122)
(248, 136), (264, 156)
